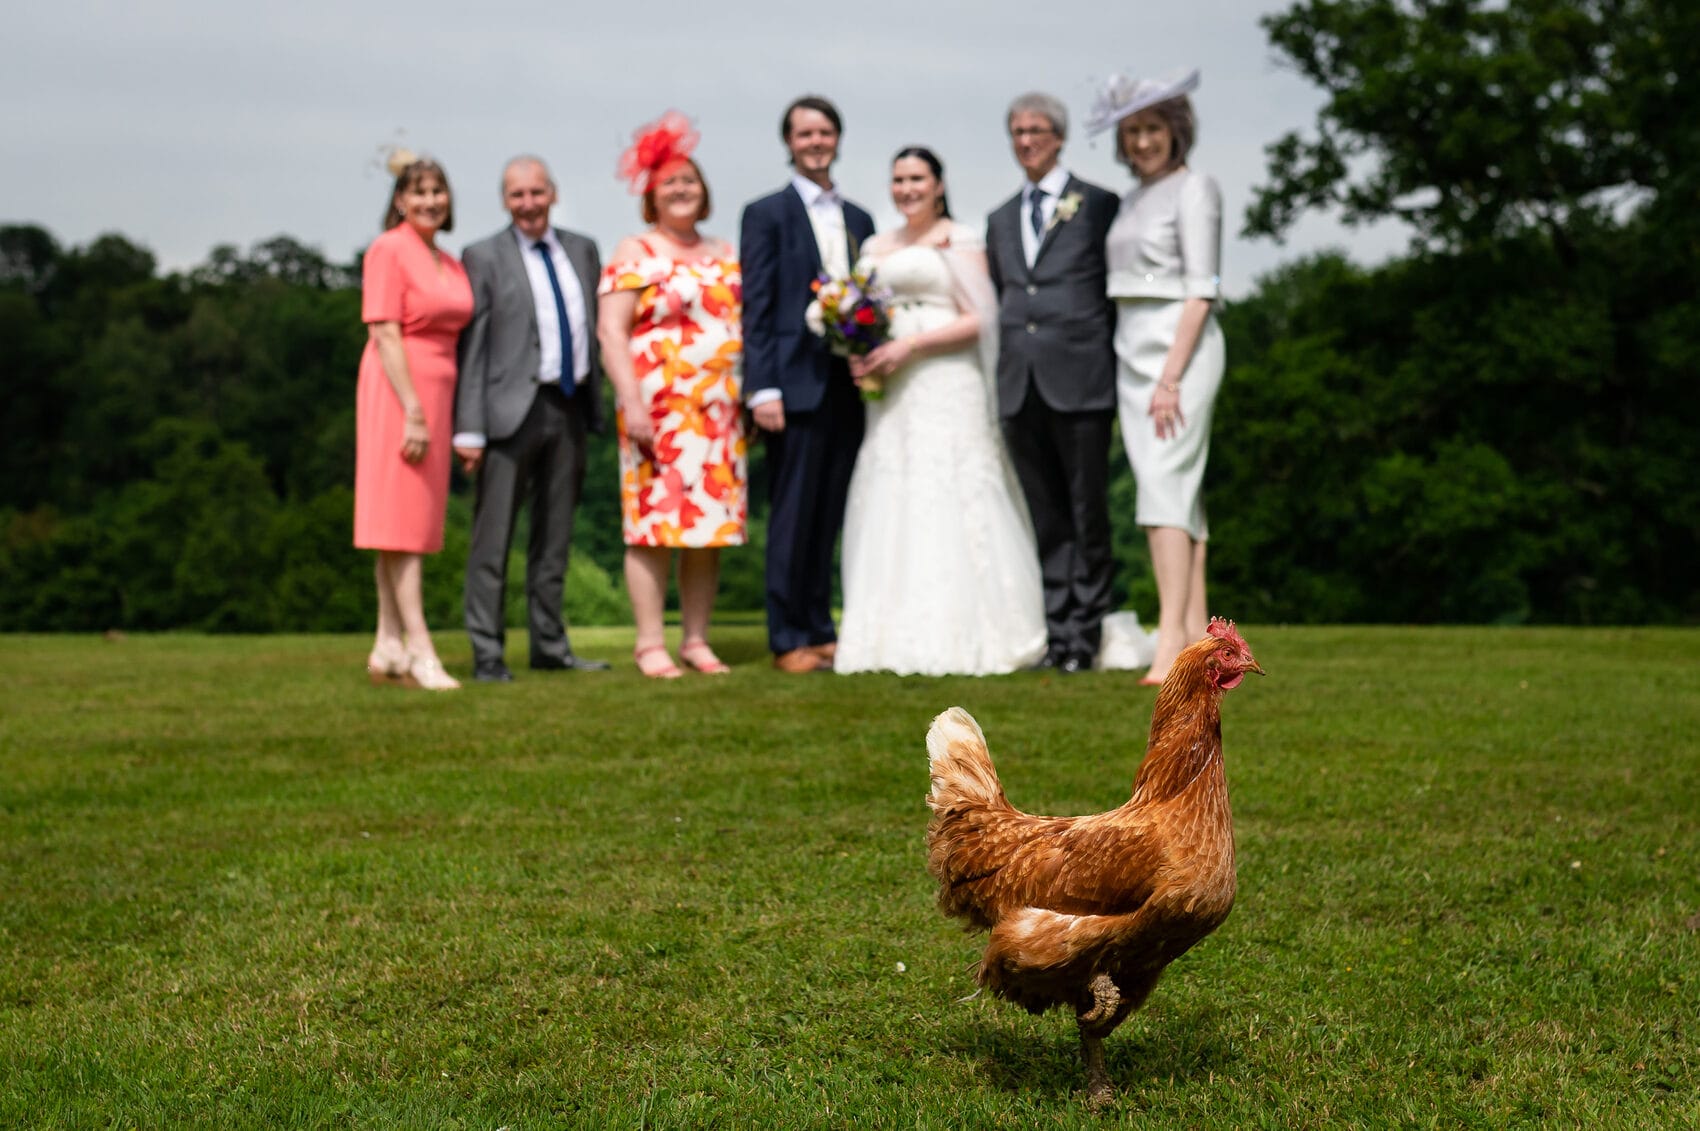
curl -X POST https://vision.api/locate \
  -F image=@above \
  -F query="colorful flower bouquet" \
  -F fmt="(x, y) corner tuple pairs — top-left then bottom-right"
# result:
(805, 267), (894, 399)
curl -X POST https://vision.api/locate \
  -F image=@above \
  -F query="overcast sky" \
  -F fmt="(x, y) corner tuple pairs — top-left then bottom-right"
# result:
(5, 0), (1407, 298)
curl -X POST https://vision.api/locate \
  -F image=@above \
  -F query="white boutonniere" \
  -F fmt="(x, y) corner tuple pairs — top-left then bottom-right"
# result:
(1047, 192), (1084, 231)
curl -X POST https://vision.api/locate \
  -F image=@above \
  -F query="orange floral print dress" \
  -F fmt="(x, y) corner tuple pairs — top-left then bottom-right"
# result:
(598, 242), (747, 547)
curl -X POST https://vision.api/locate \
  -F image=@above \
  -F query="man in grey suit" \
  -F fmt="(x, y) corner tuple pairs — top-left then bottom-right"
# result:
(986, 92), (1121, 673)
(452, 156), (610, 682)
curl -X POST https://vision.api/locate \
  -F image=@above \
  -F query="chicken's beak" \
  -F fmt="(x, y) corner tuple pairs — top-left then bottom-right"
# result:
(1247, 659), (1266, 676)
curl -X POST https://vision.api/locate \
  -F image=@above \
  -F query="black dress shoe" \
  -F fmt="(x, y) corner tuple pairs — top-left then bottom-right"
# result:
(1027, 651), (1059, 671)
(1058, 654), (1087, 674)
(473, 660), (515, 683)
(530, 654), (611, 672)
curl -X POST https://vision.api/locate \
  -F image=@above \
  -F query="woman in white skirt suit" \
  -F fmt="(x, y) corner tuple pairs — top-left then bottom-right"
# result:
(1091, 69), (1225, 684)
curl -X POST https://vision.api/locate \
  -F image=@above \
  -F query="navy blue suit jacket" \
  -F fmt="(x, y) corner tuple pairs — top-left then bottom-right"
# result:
(739, 184), (876, 415)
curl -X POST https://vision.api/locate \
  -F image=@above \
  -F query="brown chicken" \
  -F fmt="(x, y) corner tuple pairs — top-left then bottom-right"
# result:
(925, 618), (1262, 1105)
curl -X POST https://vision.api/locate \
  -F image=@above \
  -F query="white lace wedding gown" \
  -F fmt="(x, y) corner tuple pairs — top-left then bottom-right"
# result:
(834, 237), (1047, 676)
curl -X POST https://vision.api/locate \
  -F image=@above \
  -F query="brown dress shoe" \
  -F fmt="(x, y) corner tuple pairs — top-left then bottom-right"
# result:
(773, 648), (827, 673)
(809, 642), (837, 662)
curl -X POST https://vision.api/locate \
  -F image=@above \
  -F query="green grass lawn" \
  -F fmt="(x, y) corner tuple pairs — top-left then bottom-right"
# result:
(2, 626), (1697, 1128)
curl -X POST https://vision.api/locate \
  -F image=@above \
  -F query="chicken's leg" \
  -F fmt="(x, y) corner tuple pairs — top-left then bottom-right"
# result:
(1077, 972), (1122, 1108)
(1080, 1030), (1113, 1109)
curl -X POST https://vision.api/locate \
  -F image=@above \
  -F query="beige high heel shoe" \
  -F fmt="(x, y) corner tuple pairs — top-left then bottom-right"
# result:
(367, 639), (410, 685)
(403, 651), (461, 691)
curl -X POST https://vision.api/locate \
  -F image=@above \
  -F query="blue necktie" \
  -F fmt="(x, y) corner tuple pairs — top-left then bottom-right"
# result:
(534, 240), (577, 396)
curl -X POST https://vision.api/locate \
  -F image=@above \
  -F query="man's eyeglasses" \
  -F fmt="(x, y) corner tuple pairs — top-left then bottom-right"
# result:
(1009, 127), (1057, 140)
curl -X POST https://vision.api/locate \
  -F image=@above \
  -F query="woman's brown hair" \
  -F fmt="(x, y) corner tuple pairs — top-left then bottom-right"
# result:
(1118, 96), (1197, 174)
(383, 158), (455, 232)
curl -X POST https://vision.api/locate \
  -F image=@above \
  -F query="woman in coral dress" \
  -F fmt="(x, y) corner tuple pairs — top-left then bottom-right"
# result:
(353, 149), (474, 691)
(597, 114), (746, 678)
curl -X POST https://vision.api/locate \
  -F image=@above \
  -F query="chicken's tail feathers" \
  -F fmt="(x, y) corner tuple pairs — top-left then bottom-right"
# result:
(926, 707), (1008, 813)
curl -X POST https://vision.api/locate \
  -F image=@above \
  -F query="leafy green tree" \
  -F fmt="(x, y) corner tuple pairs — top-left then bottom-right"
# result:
(561, 556), (629, 628)
(95, 420), (280, 630)
(182, 279), (363, 498)
(42, 233), (156, 320)
(54, 316), (179, 508)
(0, 506), (117, 630)
(265, 487), (370, 632)
(189, 235), (356, 290)
(0, 224), (61, 295)
(1209, 231), (1696, 624)
(1249, 0), (1699, 252)
(1206, 0), (1700, 625)
(0, 292), (72, 510)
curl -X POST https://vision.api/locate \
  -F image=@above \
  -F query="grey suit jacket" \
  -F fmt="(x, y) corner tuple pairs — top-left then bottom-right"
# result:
(985, 175), (1120, 417)
(455, 225), (604, 440)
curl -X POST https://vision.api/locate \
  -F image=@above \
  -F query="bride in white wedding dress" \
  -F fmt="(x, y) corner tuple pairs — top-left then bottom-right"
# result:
(835, 148), (1047, 676)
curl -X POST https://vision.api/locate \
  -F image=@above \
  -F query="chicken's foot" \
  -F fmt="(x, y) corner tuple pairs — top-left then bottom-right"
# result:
(1078, 973), (1122, 1108)
(1078, 971), (1122, 1027)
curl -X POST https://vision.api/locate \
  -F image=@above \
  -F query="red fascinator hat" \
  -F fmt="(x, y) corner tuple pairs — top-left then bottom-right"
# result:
(617, 111), (700, 194)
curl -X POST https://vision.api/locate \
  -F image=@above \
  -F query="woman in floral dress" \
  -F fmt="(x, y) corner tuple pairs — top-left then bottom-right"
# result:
(597, 113), (746, 678)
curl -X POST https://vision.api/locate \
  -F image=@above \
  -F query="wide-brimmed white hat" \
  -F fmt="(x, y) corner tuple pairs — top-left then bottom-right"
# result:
(1084, 68), (1201, 136)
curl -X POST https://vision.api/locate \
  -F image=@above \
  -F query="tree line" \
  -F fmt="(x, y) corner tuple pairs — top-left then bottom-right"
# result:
(3, 0), (1695, 629)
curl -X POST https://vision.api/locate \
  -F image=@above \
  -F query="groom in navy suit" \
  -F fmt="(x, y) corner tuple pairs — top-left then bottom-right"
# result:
(740, 95), (876, 673)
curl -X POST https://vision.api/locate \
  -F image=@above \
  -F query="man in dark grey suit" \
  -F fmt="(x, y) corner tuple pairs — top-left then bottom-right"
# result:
(452, 156), (610, 682)
(986, 92), (1121, 673)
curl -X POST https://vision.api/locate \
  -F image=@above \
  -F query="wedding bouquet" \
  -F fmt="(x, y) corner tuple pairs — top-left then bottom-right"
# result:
(805, 267), (893, 399)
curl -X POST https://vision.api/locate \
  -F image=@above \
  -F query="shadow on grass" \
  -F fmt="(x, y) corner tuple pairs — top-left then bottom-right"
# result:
(707, 634), (773, 666)
(942, 1001), (1239, 1100)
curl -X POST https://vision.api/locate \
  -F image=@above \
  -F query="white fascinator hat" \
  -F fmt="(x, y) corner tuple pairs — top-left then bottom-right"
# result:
(1084, 68), (1201, 137)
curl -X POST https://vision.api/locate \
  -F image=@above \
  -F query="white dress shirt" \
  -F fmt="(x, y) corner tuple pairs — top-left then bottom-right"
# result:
(517, 226), (590, 387)
(793, 173), (850, 280)
(1019, 165), (1073, 269)
(454, 226), (590, 450)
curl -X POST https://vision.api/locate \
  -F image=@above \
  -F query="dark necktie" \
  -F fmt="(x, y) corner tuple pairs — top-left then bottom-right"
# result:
(533, 240), (577, 394)
(1028, 188), (1047, 239)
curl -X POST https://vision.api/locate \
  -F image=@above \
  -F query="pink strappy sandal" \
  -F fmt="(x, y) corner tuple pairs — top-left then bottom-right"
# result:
(679, 641), (731, 674)
(634, 644), (683, 679)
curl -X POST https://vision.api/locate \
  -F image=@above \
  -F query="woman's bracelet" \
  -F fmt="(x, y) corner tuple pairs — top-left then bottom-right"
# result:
(1158, 381), (1181, 394)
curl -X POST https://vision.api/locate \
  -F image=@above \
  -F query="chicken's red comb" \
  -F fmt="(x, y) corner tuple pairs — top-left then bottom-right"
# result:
(1205, 617), (1245, 647)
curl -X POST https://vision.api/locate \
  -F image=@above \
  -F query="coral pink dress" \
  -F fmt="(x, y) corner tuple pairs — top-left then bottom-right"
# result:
(353, 224), (473, 553)
(598, 241), (746, 547)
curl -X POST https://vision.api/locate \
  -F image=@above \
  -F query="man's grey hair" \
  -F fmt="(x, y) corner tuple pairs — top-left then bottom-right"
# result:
(500, 155), (555, 193)
(1006, 92), (1068, 140)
